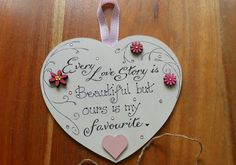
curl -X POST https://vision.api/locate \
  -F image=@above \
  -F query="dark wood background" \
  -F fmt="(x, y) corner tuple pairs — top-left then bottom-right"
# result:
(0, 0), (235, 164)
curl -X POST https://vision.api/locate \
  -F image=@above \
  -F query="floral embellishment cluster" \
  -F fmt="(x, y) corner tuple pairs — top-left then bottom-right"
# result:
(49, 70), (68, 87)
(130, 41), (143, 54)
(163, 73), (177, 86)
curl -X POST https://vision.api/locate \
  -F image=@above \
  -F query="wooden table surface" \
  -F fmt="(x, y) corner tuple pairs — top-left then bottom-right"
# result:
(0, 0), (235, 164)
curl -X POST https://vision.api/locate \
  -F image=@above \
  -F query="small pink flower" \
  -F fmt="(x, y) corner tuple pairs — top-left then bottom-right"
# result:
(130, 41), (143, 54)
(49, 70), (68, 87)
(163, 73), (177, 86)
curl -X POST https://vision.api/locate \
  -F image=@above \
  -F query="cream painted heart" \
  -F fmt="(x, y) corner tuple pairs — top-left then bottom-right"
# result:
(40, 35), (182, 163)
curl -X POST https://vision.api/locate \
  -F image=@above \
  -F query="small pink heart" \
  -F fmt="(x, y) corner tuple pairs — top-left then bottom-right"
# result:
(102, 135), (128, 160)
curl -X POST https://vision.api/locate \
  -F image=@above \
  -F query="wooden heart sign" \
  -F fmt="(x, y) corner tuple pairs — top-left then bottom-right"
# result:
(40, 35), (182, 162)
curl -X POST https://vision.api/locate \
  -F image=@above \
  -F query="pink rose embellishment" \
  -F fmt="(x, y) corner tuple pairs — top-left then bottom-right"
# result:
(130, 41), (143, 54)
(49, 70), (68, 87)
(163, 73), (177, 86)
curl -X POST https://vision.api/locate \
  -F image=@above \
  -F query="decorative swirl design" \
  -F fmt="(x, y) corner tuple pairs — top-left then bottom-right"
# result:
(73, 112), (80, 120)
(41, 40), (89, 136)
(142, 48), (168, 61)
(53, 95), (77, 105)
(83, 128), (90, 136)
(65, 125), (80, 135)
(115, 45), (135, 64)
(115, 40), (182, 97)
(52, 47), (89, 57)
(50, 41), (89, 57)
(43, 68), (80, 135)
(161, 62), (181, 78)
(43, 61), (55, 87)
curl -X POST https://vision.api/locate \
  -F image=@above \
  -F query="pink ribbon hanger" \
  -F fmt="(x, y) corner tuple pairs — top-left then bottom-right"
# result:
(97, 0), (120, 46)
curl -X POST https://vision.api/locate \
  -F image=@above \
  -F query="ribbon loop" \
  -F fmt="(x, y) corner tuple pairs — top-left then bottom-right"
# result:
(97, 0), (120, 46)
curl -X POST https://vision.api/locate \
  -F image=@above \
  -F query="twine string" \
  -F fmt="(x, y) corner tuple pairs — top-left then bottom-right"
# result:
(136, 133), (203, 165)
(78, 159), (98, 165)
(78, 133), (203, 165)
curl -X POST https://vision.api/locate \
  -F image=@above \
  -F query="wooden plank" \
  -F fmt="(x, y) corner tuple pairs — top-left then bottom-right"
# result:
(219, 0), (236, 164)
(0, 0), (54, 165)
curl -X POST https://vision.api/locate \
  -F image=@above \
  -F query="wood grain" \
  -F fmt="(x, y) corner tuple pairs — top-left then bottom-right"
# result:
(0, 0), (235, 164)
